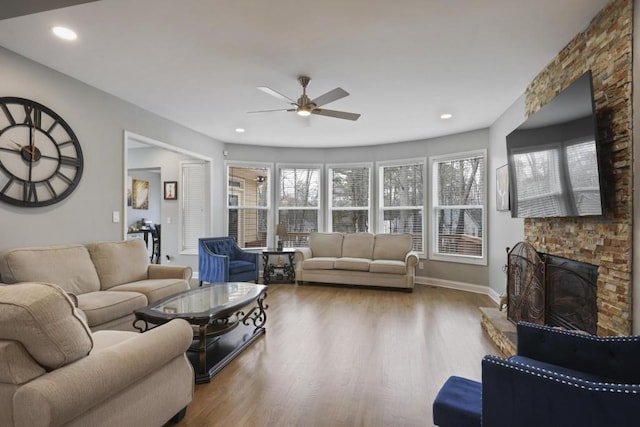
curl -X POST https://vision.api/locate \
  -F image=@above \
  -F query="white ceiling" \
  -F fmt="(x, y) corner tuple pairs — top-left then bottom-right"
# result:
(0, 0), (610, 148)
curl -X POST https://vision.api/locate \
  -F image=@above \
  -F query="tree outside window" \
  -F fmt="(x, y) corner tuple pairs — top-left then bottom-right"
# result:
(328, 165), (371, 233)
(432, 151), (485, 262)
(278, 166), (320, 247)
(380, 160), (424, 252)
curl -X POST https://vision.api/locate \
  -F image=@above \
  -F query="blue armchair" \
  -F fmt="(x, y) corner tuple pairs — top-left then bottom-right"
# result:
(433, 322), (640, 427)
(198, 237), (259, 285)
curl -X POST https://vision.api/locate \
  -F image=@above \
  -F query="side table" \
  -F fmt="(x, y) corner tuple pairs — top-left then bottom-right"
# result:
(262, 249), (296, 284)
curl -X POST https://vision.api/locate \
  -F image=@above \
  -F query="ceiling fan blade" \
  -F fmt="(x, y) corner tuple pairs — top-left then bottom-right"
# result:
(312, 108), (360, 121)
(311, 88), (349, 107)
(257, 86), (297, 105)
(247, 108), (295, 113)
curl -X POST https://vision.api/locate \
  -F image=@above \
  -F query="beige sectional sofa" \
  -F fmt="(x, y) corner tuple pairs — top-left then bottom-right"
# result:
(0, 282), (194, 427)
(294, 232), (419, 290)
(0, 239), (192, 331)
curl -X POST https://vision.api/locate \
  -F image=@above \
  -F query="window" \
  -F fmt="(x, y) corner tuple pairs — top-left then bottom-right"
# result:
(180, 161), (206, 253)
(227, 164), (270, 248)
(431, 150), (486, 264)
(379, 159), (424, 252)
(277, 165), (321, 247)
(327, 164), (371, 232)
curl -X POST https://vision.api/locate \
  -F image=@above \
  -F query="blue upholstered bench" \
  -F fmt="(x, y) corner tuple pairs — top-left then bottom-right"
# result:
(432, 376), (482, 427)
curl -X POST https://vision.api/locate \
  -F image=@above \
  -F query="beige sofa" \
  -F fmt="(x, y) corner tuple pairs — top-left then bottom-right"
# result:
(294, 232), (419, 290)
(0, 239), (192, 331)
(0, 282), (194, 427)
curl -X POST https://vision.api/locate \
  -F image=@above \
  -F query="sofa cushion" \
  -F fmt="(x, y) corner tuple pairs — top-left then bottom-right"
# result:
(373, 233), (413, 261)
(109, 279), (189, 304)
(303, 257), (338, 270)
(0, 244), (101, 294)
(77, 291), (148, 328)
(342, 233), (374, 259)
(334, 257), (371, 272)
(309, 232), (344, 258)
(370, 260), (407, 275)
(0, 282), (93, 370)
(87, 240), (150, 290)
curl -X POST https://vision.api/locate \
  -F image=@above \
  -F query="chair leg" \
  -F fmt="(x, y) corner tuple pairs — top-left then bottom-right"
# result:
(168, 406), (188, 424)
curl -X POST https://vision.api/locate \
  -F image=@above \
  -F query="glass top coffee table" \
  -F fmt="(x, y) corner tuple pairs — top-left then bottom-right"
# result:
(134, 282), (268, 383)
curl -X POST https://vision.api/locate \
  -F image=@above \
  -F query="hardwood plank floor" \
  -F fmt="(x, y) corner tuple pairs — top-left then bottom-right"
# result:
(178, 284), (499, 427)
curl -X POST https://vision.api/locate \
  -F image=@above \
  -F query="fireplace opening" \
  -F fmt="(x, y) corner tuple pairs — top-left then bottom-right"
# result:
(507, 242), (598, 334)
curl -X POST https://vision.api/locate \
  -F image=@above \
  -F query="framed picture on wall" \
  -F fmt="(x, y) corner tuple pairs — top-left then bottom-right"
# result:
(496, 164), (510, 211)
(132, 179), (149, 210)
(164, 181), (177, 200)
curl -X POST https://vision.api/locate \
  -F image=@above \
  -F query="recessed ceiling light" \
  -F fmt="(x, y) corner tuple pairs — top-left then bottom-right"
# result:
(235, 128), (245, 133)
(440, 113), (453, 120)
(52, 26), (77, 41)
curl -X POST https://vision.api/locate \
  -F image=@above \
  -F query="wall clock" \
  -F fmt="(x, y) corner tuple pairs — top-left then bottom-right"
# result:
(0, 97), (83, 207)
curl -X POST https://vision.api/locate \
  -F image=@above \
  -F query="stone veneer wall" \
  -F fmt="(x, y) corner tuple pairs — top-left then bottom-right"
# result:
(524, 0), (633, 336)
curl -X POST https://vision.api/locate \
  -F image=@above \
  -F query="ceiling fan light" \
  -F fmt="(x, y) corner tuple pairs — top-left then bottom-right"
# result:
(297, 108), (311, 117)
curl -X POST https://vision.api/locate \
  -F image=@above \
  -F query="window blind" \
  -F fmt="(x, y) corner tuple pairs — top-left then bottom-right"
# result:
(278, 167), (320, 247)
(329, 166), (370, 232)
(433, 154), (485, 258)
(227, 165), (269, 248)
(380, 161), (424, 251)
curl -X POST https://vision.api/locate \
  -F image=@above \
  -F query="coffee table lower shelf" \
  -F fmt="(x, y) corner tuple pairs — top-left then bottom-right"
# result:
(188, 324), (265, 384)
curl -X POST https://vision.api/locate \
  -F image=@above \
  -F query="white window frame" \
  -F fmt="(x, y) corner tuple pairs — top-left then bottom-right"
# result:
(276, 163), (323, 248)
(225, 161), (272, 249)
(326, 162), (372, 233)
(377, 157), (426, 255)
(429, 149), (487, 265)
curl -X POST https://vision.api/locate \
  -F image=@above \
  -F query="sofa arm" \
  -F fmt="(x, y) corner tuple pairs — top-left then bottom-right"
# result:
(13, 319), (194, 427)
(294, 248), (312, 262)
(516, 322), (640, 383)
(148, 264), (193, 281)
(234, 248), (259, 264)
(482, 355), (640, 427)
(405, 251), (419, 267)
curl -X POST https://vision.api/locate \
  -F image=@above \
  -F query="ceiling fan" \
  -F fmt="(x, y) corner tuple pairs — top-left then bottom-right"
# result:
(249, 76), (360, 121)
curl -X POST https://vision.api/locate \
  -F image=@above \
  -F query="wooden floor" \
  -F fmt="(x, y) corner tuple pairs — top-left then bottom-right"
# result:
(177, 283), (499, 427)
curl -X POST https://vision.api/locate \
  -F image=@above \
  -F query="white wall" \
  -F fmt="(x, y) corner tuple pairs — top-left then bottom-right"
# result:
(487, 95), (526, 299)
(0, 47), (226, 276)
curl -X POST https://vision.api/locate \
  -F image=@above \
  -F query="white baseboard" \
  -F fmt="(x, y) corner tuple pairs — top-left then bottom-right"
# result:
(415, 276), (502, 305)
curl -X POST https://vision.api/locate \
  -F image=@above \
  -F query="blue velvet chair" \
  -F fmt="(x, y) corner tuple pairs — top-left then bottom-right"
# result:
(198, 237), (259, 285)
(433, 322), (640, 427)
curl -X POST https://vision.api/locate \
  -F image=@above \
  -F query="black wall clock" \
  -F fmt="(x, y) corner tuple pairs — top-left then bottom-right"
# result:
(0, 97), (84, 207)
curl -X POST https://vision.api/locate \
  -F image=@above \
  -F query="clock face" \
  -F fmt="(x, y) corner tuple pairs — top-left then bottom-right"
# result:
(0, 97), (83, 207)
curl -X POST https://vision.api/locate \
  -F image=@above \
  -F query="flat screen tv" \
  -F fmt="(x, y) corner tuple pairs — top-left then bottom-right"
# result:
(506, 70), (603, 218)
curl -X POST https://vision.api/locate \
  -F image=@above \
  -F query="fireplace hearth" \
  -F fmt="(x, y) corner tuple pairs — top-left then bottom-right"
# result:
(507, 242), (598, 334)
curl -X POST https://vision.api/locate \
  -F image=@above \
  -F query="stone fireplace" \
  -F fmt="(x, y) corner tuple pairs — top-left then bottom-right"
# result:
(507, 242), (598, 335)
(522, 0), (632, 336)
(481, 0), (632, 355)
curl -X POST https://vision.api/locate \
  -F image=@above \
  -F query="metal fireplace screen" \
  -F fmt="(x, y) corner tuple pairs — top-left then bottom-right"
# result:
(507, 242), (546, 325)
(545, 254), (597, 335)
(507, 242), (598, 334)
